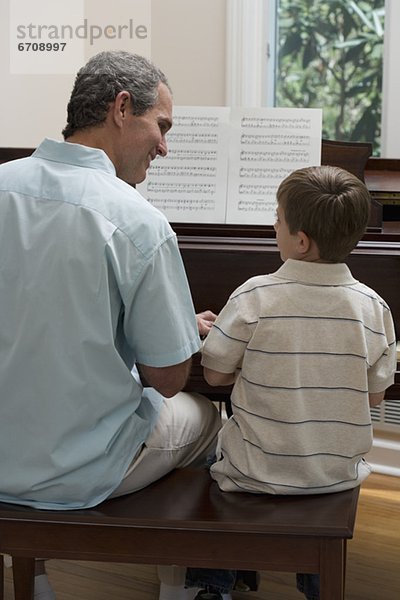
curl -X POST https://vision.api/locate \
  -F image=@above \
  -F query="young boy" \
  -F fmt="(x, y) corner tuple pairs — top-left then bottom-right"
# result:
(187, 165), (397, 600)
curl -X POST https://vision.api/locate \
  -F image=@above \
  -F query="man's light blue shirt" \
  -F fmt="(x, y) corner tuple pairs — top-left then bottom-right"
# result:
(0, 138), (200, 509)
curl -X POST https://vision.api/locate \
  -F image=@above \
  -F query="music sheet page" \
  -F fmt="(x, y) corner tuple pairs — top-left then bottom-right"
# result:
(226, 107), (322, 225)
(137, 106), (230, 223)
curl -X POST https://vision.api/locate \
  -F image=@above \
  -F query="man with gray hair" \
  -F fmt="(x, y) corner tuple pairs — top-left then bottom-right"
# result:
(0, 51), (220, 600)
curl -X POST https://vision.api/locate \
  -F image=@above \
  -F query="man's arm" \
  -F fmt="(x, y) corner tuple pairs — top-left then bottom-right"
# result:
(138, 358), (192, 398)
(136, 312), (216, 397)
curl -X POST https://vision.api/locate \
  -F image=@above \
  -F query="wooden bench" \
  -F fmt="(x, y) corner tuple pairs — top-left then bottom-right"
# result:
(0, 467), (360, 600)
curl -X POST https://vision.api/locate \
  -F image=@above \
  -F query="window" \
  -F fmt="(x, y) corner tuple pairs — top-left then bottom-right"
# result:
(272, 0), (385, 154)
(226, 0), (399, 158)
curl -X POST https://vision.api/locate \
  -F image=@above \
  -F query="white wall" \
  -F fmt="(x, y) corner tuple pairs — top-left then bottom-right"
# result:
(1, 0), (74, 147)
(151, 0), (226, 106)
(0, 0), (227, 148)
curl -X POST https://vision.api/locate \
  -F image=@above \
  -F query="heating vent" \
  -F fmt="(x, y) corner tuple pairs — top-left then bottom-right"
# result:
(371, 399), (400, 430)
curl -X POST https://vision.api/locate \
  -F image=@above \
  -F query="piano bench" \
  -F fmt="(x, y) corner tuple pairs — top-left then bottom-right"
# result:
(0, 467), (360, 600)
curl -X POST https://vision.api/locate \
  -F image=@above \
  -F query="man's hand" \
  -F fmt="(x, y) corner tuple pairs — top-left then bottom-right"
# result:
(196, 310), (217, 338)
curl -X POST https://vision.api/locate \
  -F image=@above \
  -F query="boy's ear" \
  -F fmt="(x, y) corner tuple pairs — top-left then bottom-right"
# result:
(296, 230), (311, 255)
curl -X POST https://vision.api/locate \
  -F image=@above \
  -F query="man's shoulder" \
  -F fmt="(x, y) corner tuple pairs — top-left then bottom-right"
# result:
(0, 144), (174, 253)
(82, 175), (176, 259)
(0, 155), (32, 177)
(95, 176), (173, 237)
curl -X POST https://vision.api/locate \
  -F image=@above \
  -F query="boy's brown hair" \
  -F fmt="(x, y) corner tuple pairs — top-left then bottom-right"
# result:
(277, 165), (371, 262)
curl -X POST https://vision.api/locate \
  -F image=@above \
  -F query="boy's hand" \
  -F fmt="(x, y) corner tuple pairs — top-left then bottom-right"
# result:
(196, 310), (217, 338)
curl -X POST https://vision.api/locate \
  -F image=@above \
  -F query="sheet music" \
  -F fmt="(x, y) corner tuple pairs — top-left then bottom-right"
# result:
(138, 106), (322, 225)
(226, 107), (322, 225)
(137, 106), (230, 223)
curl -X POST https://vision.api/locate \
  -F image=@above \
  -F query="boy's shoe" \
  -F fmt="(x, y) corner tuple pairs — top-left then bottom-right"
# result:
(193, 591), (231, 600)
(235, 570), (260, 591)
(194, 591), (223, 600)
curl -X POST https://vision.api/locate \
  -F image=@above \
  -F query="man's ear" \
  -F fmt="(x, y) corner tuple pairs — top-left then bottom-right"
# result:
(296, 230), (311, 255)
(112, 91), (131, 127)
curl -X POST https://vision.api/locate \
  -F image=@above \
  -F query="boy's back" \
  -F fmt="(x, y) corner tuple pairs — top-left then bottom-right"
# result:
(201, 166), (396, 496)
(202, 258), (395, 494)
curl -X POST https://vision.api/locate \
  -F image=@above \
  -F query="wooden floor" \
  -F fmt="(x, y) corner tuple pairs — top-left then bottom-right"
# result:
(3, 473), (400, 599)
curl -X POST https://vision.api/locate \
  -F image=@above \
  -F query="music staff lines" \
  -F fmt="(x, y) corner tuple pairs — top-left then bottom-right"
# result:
(240, 117), (312, 130)
(240, 134), (311, 146)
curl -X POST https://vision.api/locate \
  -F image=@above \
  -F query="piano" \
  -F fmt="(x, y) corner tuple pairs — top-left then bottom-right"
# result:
(1, 144), (399, 403)
(176, 221), (400, 403)
(174, 145), (400, 403)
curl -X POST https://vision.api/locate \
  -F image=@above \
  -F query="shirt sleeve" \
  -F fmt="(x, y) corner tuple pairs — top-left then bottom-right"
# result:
(108, 230), (201, 368)
(201, 296), (252, 373)
(367, 307), (397, 393)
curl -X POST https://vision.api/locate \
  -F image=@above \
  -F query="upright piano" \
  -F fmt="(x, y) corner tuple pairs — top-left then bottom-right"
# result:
(174, 150), (400, 403)
(1, 145), (399, 403)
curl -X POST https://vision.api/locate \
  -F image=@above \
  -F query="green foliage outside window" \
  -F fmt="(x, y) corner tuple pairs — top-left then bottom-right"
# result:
(276, 0), (385, 154)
